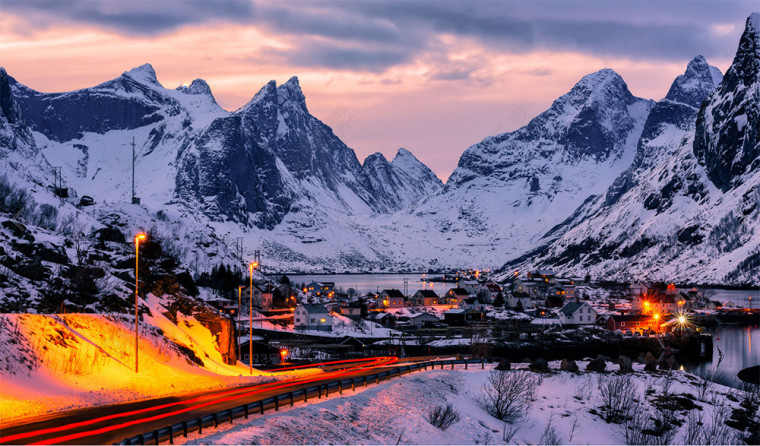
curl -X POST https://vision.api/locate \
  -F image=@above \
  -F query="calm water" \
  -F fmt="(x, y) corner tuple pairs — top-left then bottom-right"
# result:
(284, 273), (459, 296)
(686, 325), (759, 378)
(701, 288), (758, 309)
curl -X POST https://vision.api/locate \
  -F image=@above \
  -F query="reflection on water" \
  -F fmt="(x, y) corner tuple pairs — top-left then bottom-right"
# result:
(284, 273), (460, 296)
(686, 326), (760, 378)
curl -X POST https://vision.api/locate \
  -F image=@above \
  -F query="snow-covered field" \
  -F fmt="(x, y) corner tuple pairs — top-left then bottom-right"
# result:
(174, 362), (756, 445)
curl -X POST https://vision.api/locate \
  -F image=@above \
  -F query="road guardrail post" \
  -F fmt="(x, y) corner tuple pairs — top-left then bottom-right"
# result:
(260, 400), (265, 415)
(167, 426), (173, 445)
(275, 397), (279, 411)
(290, 391), (295, 406)
(482, 358), (485, 369)
(244, 405), (249, 419)
(182, 421), (188, 437)
(152, 430), (159, 445)
(213, 413), (218, 428)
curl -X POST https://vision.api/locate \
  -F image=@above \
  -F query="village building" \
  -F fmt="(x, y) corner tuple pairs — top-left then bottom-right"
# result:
(304, 281), (335, 298)
(527, 269), (556, 281)
(241, 284), (273, 311)
(558, 301), (598, 326)
(478, 282), (502, 303)
(628, 282), (650, 297)
(205, 297), (239, 317)
(460, 280), (481, 295)
(443, 308), (484, 326)
(461, 297), (488, 312)
(408, 312), (441, 328)
(340, 301), (365, 320)
(506, 292), (534, 311)
(366, 311), (396, 328)
(444, 287), (470, 306)
(411, 289), (438, 306)
(294, 303), (333, 331)
(238, 340), (283, 365)
(605, 314), (657, 333)
(378, 289), (406, 308)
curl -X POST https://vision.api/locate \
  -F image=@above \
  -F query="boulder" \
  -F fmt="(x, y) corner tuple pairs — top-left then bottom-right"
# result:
(36, 242), (69, 264)
(529, 358), (550, 373)
(560, 358), (579, 373)
(586, 358), (606, 372)
(636, 352), (647, 364)
(495, 360), (511, 371)
(618, 355), (633, 373)
(738, 365), (760, 385)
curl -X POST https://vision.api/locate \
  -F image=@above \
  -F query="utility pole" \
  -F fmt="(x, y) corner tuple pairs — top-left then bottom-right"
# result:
(404, 278), (409, 297)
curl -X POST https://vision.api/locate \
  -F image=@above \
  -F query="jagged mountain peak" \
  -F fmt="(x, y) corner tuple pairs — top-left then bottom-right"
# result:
(364, 152), (388, 165)
(122, 63), (160, 86)
(176, 78), (213, 96)
(693, 12), (760, 192)
(392, 147), (414, 161)
(562, 68), (631, 105)
(276, 76), (307, 111)
(665, 55), (723, 107)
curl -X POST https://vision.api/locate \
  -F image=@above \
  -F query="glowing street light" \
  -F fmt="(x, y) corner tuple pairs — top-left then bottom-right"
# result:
(134, 233), (146, 373)
(248, 261), (259, 375)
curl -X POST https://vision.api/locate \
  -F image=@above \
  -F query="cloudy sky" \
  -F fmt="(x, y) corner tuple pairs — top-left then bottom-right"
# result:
(0, 1), (756, 180)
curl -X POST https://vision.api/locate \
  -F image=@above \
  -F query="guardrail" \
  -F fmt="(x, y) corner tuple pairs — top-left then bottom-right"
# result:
(118, 358), (489, 445)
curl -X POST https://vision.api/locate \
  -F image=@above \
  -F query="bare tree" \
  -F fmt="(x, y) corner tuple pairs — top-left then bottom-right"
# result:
(478, 370), (540, 422)
(502, 424), (520, 443)
(426, 404), (461, 430)
(539, 415), (561, 445)
(597, 374), (637, 423)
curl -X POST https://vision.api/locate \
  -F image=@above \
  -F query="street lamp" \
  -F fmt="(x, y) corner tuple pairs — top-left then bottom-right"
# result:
(238, 285), (244, 363)
(248, 261), (258, 375)
(749, 296), (752, 310)
(134, 233), (146, 373)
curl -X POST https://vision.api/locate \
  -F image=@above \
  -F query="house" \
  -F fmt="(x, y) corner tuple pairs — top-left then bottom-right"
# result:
(512, 279), (544, 299)
(606, 314), (657, 333)
(506, 292), (534, 311)
(206, 297), (239, 316)
(645, 294), (688, 315)
(275, 284), (300, 309)
(554, 279), (576, 299)
(705, 300), (723, 310)
(408, 312), (441, 328)
(558, 301), (598, 326)
(340, 301), (365, 320)
(294, 304), (332, 331)
(460, 280), (481, 295)
(461, 297), (487, 312)
(238, 341), (283, 365)
(366, 311), (395, 327)
(527, 269), (556, 281)
(304, 281), (335, 298)
(411, 290), (438, 306)
(443, 308), (484, 326)
(378, 289), (406, 308)
(444, 288), (470, 306)
(628, 282), (650, 297)
(241, 284), (272, 311)
(479, 282), (502, 303)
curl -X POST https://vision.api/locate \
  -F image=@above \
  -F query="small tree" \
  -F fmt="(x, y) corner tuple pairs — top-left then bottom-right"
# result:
(279, 275), (292, 286)
(493, 292), (504, 308)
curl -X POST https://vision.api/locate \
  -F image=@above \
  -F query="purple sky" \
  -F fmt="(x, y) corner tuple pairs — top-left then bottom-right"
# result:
(0, 1), (756, 180)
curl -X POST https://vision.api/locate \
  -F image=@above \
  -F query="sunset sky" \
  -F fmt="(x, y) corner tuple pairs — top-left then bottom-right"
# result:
(1, 0), (756, 180)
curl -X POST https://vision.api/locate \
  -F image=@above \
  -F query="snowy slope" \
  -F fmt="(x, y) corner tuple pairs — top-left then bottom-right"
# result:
(356, 70), (653, 270)
(505, 14), (760, 285)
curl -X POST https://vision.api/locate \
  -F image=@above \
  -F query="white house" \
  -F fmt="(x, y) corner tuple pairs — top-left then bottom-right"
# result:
(460, 280), (481, 295)
(294, 304), (332, 331)
(506, 293), (534, 311)
(478, 282), (502, 303)
(558, 301), (597, 326)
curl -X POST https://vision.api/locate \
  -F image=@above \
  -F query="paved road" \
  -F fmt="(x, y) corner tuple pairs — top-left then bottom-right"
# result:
(0, 356), (440, 445)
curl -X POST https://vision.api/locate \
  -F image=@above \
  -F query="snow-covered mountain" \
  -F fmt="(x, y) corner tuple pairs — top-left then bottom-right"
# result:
(505, 13), (760, 284)
(370, 69), (653, 268)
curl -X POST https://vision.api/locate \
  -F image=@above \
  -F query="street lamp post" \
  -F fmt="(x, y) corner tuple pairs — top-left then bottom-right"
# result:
(134, 233), (146, 373)
(238, 285), (244, 363)
(749, 296), (752, 310)
(248, 261), (258, 375)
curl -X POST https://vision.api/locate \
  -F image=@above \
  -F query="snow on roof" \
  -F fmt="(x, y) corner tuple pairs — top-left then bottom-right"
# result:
(381, 289), (405, 298)
(298, 303), (330, 314)
(559, 301), (586, 315)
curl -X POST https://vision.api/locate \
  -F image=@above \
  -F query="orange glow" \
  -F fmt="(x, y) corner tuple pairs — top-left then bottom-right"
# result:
(654, 313), (660, 320)
(134, 233), (146, 243)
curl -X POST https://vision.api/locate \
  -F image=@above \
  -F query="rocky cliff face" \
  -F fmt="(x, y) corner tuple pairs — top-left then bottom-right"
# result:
(694, 13), (760, 192)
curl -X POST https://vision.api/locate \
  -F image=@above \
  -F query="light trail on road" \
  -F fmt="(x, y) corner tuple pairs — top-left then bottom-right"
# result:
(0, 357), (399, 445)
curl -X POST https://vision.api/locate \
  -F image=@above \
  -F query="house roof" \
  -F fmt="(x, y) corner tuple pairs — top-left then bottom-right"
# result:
(415, 289), (438, 298)
(299, 303), (330, 314)
(608, 314), (652, 322)
(382, 289), (405, 298)
(559, 301), (586, 315)
(537, 269), (555, 276)
(484, 283), (501, 291)
(448, 287), (469, 296)
(410, 313), (440, 321)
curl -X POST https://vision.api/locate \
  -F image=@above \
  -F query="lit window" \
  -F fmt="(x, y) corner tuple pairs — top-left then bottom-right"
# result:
(320, 318), (326, 323)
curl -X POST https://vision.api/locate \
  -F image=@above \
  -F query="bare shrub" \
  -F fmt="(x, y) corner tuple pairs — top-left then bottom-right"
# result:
(427, 404), (461, 430)
(573, 375), (593, 401)
(598, 374), (637, 423)
(683, 404), (741, 445)
(478, 370), (539, 422)
(539, 415), (561, 445)
(502, 424), (519, 443)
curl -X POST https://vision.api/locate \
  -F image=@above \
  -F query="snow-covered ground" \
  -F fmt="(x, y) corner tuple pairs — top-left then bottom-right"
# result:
(174, 362), (755, 445)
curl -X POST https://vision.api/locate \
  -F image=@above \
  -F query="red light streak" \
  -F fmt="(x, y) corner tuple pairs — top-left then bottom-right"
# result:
(3, 357), (397, 445)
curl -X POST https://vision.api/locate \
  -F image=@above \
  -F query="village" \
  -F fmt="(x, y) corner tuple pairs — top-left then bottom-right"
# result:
(200, 269), (757, 367)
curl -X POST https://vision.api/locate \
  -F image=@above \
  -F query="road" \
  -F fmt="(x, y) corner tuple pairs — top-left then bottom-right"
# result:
(0, 356), (436, 445)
